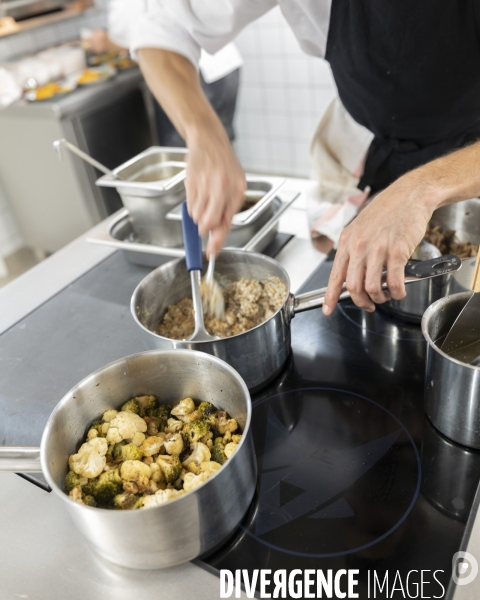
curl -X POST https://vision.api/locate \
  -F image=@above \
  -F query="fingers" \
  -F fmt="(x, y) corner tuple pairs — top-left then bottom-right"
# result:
(207, 217), (230, 257)
(364, 250), (390, 305)
(322, 251), (349, 316)
(386, 252), (407, 300)
(345, 260), (375, 312)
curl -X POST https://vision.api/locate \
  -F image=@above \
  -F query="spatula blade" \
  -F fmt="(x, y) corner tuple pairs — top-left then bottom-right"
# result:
(441, 291), (480, 356)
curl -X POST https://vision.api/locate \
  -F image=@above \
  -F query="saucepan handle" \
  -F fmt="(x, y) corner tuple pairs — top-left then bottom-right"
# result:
(290, 254), (462, 317)
(0, 447), (42, 472)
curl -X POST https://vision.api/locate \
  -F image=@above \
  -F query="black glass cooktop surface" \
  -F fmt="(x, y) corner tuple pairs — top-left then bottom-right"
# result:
(202, 264), (480, 599)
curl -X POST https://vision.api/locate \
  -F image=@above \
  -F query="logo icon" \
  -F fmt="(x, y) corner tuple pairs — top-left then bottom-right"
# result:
(452, 551), (478, 586)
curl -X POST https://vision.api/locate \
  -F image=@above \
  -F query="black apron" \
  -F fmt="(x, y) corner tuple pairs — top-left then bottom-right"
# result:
(325, 0), (480, 192)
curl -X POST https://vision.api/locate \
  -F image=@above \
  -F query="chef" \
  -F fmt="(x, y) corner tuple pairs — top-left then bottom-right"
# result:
(131, 0), (480, 314)
(86, 0), (243, 148)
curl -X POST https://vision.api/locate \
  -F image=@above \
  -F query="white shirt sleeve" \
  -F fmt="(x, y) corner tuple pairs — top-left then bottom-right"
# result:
(108, 0), (147, 49)
(130, 0), (278, 66)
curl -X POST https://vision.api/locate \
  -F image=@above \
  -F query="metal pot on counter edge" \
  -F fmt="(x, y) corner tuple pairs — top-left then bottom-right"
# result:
(0, 350), (256, 569)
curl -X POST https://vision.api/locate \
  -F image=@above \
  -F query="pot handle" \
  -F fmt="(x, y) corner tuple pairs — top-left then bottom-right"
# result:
(0, 447), (42, 472)
(290, 254), (462, 317)
(242, 191), (300, 252)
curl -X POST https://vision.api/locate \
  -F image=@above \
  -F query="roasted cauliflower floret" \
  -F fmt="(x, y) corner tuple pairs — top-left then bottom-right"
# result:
(135, 395), (157, 415)
(156, 454), (182, 484)
(180, 409), (203, 424)
(142, 488), (185, 509)
(69, 485), (97, 507)
(131, 431), (146, 447)
(68, 437), (108, 479)
(171, 397), (195, 417)
(199, 461), (221, 476)
(182, 442), (211, 469)
(106, 411), (147, 444)
(165, 418), (183, 434)
(216, 411), (238, 435)
(121, 443), (143, 461)
(141, 434), (165, 457)
(86, 427), (98, 441)
(102, 409), (118, 422)
(224, 442), (239, 459)
(183, 472), (210, 493)
(164, 432), (184, 455)
(120, 459), (152, 493)
(183, 420), (210, 443)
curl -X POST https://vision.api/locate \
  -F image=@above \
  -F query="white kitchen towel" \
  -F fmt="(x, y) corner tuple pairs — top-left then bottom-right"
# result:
(308, 96), (374, 248)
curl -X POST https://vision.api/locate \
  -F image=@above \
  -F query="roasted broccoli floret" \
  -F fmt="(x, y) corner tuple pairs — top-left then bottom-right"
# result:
(156, 454), (182, 484)
(108, 441), (125, 461)
(198, 401), (217, 417)
(121, 443), (143, 461)
(183, 420), (210, 443)
(146, 403), (171, 420)
(92, 480), (121, 505)
(83, 494), (97, 507)
(121, 399), (140, 414)
(210, 439), (227, 465)
(64, 470), (87, 493)
(112, 492), (144, 510)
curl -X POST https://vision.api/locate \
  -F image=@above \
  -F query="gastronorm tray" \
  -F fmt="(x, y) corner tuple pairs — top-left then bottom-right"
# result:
(86, 191), (299, 268)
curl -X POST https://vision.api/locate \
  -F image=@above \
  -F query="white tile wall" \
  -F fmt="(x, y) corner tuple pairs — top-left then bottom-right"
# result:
(0, 1), (107, 258)
(233, 6), (337, 178)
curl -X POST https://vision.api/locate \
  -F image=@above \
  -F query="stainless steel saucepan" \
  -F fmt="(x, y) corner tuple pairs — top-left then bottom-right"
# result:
(131, 250), (462, 391)
(422, 292), (480, 449)
(382, 198), (480, 322)
(0, 350), (256, 569)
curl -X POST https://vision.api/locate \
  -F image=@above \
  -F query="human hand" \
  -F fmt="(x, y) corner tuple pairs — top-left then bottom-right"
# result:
(322, 178), (436, 315)
(86, 29), (109, 55)
(185, 130), (246, 257)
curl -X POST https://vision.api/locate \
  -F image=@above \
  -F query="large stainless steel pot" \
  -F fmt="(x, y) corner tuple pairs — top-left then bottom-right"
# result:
(0, 350), (256, 569)
(383, 199), (480, 323)
(422, 292), (480, 449)
(131, 250), (461, 391)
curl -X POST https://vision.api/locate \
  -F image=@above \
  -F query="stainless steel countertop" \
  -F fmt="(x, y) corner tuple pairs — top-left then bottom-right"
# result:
(0, 177), (478, 598)
(0, 67), (144, 120)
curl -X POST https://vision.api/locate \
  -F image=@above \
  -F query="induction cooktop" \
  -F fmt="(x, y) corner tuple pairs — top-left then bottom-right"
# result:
(201, 266), (480, 599)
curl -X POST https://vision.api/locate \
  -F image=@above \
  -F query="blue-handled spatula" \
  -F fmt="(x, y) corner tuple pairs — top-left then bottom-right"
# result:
(181, 203), (221, 341)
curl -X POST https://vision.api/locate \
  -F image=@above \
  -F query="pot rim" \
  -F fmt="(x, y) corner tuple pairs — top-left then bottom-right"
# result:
(40, 348), (252, 514)
(130, 248), (292, 345)
(421, 291), (480, 371)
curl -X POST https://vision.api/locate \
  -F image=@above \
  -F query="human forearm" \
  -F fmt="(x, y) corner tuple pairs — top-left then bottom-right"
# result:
(137, 48), (226, 145)
(137, 48), (246, 254)
(395, 139), (480, 212)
